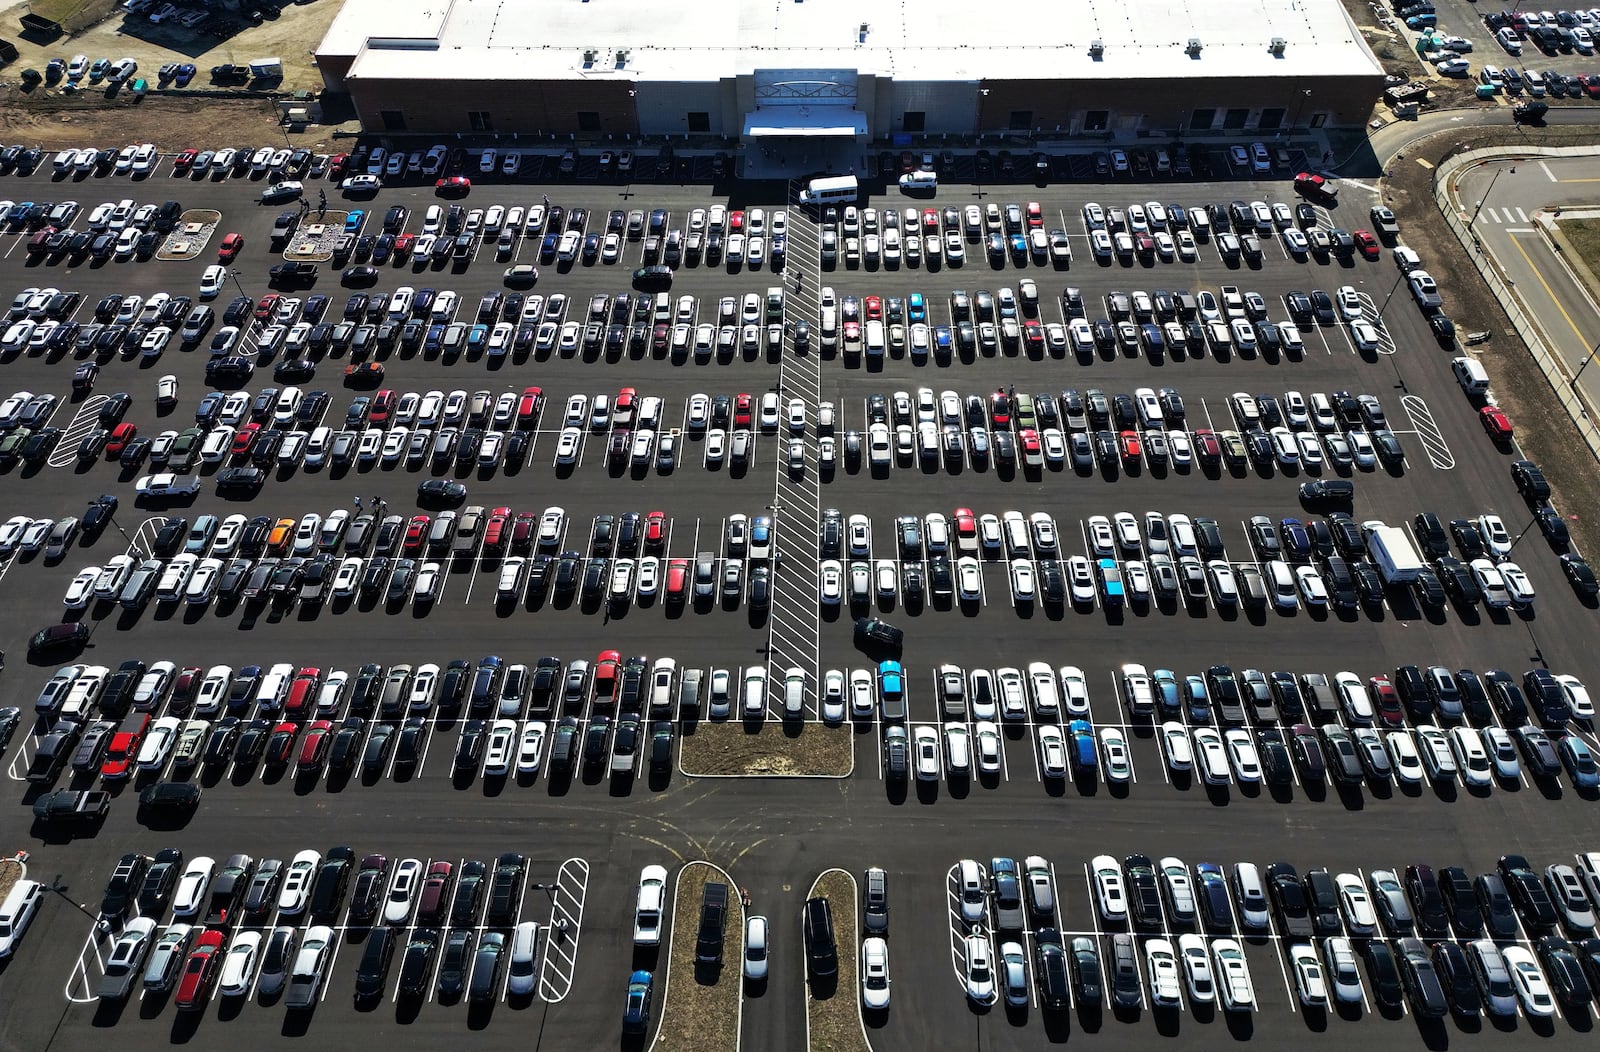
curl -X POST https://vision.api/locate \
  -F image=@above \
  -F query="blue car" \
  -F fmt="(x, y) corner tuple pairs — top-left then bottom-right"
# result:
(1560, 737), (1599, 789)
(622, 970), (653, 1034)
(1067, 719), (1098, 776)
(907, 292), (926, 323)
(344, 210), (365, 233)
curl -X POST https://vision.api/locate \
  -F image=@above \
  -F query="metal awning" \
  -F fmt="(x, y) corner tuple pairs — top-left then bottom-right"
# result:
(743, 106), (867, 138)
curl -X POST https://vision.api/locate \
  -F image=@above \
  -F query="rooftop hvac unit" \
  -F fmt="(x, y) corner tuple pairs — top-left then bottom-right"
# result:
(1186, 38), (1203, 54)
(1088, 39), (1104, 57)
(1269, 37), (1287, 54)
(615, 49), (629, 66)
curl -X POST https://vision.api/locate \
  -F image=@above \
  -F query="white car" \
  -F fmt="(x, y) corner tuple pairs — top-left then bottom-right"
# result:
(1146, 938), (1182, 1007)
(1192, 728), (1231, 786)
(1334, 872), (1378, 936)
(913, 725), (941, 781)
(1177, 933), (1214, 1005)
(632, 865), (667, 946)
(199, 265), (226, 299)
(1037, 724), (1067, 779)
(136, 716), (181, 771)
(1384, 730), (1425, 785)
(517, 721), (546, 776)
(219, 930), (262, 998)
(171, 857), (215, 919)
(861, 936), (891, 1009)
(963, 932), (997, 1004)
(1099, 728), (1132, 784)
(277, 849), (321, 916)
(382, 858), (423, 925)
(1160, 722), (1193, 772)
(1288, 943), (1328, 1007)
(1212, 940), (1257, 1012)
(1322, 937), (1363, 1004)
(483, 719), (518, 776)
(974, 721), (1002, 776)
(1090, 854), (1128, 922)
(1481, 727), (1521, 780)
(1502, 945), (1555, 1017)
(63, 566), (100, 609)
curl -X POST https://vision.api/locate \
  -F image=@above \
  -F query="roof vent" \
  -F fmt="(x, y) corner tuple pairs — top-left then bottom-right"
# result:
(1269, 37), (1287, 54)
(1186, 37), (1203, 55)
(1088, 39), (1104, 57)
(615, 48), (629, 67)
(582, 48), (597, 67)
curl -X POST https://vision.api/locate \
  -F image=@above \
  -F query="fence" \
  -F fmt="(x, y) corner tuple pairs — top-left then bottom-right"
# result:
(1433, 145), (1600, 465)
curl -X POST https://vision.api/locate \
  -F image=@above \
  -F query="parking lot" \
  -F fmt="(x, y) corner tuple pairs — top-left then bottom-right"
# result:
(1, 136), (1598, 1051)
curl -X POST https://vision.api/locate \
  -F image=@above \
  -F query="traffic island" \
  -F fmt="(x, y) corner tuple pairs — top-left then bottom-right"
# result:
(650, 861), (743, 1052)
(679, 721), (853, 777)
(0, 856), (25, 903)
(805, 869), (871, 1052)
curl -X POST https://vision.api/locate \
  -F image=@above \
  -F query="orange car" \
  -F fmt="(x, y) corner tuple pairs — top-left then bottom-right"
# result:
(267, 516), (296, 554)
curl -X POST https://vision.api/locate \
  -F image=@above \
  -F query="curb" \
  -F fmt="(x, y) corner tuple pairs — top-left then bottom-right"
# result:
(649, 860), (745, 1052)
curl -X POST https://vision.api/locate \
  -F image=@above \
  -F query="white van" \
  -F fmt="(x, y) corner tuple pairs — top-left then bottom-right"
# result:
(0, 880), (45, 959)
(898, 170), (938, 192)
(864, 320), (886, 359)
(798, 174), (858, 205)
(1452, 356), (1489, 395)
(1393, 245), (1422, 273)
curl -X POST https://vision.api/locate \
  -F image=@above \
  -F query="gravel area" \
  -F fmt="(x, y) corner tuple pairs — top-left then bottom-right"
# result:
(805, 869), (869, 1052)
(679, 722), (853, 777)
(651, 862), (743, 1052)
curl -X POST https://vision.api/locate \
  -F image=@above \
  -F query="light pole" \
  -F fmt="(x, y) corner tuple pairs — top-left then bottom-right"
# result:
(1290, 88), (1312, 134)
(229, 267), (250, 302)
(47, 874), (111, 935)
(1570, 337), (1600, 389)
(1470, 165), (1508, 228)
(530, 882), (568, 939)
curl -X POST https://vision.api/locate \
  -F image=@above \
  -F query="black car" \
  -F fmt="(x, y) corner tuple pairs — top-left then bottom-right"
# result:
(1537, 935), (1593, 1010)
(138, 847), (185, 917)
(398, 929), (440, 999)
(417, 478), (467, 507)
(1498, 854), (1559, 931)
(1265, 861), (1313, 938)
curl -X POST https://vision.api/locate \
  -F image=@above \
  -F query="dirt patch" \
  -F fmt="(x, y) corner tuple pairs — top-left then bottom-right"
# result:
(651, 862), (742, 1052)
(1337, 0), (1481, 114)
(0, 857), (24, 903)
(28, 0), (116, 32)
(0, 92), (334, 150)
(4, 0), (342, 94)
(1387, 122), (1600, 558)
(1557, 218), (1600, 289)
(679, 722), (853, 777)
(805, 869), (868, 1052)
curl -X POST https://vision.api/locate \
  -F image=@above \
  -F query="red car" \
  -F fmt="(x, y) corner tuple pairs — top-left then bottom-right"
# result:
(1022, 321), (1044, 353)
(510, 513), (537, 554)
(1294, 171), (1334, 199)
(106, 422), (138, 456)
(1194, 429), (1221, 463)
(369, 389), (395, 425)
(254, 293), (281, 321)
(1577, 73), (1600, 99)
(864, 295), (883, 320)
(173, 148), (198, 173)
(953, 508), (977, 548)
(734, 393), (752, 428)
(614, 387), (637, 426)
(1369, 676), (1405, 726)
(728, 210), (745, 231)
(1480, 405), (1514, 440)
(174, 930), (226, 1012)
(1119, 430), (1142, 462)
(1353, 229), (1380, 259)
(988, 391), (1010, 428)
(1019, 428), (1042, 461)
(516, 386), (544, 427)
(403, 515), (429, 555)
(393, 233), (417, 258)
(231, 422), (261, 456)
(285, 667), (322, 718)
(483, 507), (511, 552)
(297, 719), (333, 771)
(435, 176), (471, 195)
(266, 721), (300, 767)
(644, 511), (667, 550)
(1025, 201), (1044, 228)
(594, 650), (621, 702)
(328, 153), (350, 179)
(665, 559), (689, 600)
(101, 714), (151, 780)
(217, 232), (244, 262)
(922, 208), (940, 231)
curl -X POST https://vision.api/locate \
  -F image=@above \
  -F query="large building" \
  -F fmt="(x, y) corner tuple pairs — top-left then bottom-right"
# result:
(316, 0), (1385, 144)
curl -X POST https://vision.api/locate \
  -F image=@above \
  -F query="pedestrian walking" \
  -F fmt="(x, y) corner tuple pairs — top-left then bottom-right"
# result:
(354, 495), (362, 511)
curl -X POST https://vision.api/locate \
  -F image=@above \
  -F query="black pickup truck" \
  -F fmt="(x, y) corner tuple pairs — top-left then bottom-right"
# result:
(269, 262), (318, 287)
(32, 788), (111, 826)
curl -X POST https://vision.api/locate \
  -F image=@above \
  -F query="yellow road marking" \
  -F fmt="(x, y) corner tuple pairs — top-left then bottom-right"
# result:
(1507, 231), (1592, 345)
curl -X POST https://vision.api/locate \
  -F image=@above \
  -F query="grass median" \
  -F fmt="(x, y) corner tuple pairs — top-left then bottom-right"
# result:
(805, 869), (870, 1052)
(650, 862), (743, 1052)
(679, 721), (853, 777)
(1558, 218), (1600, 289)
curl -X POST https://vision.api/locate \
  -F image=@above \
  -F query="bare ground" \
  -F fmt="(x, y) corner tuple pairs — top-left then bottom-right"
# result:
(0, 91), (330, 149)
(678, 722), (853, 778)
(0, 857), (23, 903)
(1387, 122), (1600, 557)
(651, 862), (743, 1052)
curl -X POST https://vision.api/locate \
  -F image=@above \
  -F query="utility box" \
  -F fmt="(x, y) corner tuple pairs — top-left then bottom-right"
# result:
(249, 57), (283, 79)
